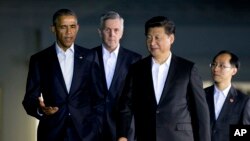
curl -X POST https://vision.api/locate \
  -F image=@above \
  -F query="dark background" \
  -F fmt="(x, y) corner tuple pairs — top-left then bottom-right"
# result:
(1, 0), (250, 81)
(0, 1), (249, 141)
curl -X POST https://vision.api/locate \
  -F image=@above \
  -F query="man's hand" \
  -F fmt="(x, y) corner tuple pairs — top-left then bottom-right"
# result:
(38, 97), (59, 115)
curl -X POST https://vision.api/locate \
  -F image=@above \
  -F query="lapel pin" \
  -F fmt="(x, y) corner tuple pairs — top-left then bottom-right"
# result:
(79, 56), (83, 59)
(230, 98), (234, 103)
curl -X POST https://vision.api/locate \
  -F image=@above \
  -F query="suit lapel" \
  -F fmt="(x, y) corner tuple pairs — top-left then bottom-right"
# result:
(158, 55), (177, 105)
(206, 86), (216, 126)
(143, 56), (158, 106)
(109, 47), (124, 91)
(68, 45), (86, 94)
(95, 46), (109, 91)
(49, 45), (68, 93)
(217, 87), (237, 121)
(96, 46), (126, 92)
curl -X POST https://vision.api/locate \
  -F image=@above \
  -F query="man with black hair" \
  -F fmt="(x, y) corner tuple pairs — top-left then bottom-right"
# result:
(205, 50), (250, 141)
(22, 9), (104, 141)
(117, 16), (210, 141)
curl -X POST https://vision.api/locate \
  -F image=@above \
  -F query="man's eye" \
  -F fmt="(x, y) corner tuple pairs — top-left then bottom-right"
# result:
(104, 29), (110, 32)
(114, 29), (119, 32)
(59, 26), (67, 29)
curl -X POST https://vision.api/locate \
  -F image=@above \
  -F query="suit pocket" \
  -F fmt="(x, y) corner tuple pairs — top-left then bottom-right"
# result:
(176, 123), (193, 131)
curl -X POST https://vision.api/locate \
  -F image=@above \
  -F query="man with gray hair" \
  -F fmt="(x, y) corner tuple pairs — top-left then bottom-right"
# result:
(92, 11), (141, 141)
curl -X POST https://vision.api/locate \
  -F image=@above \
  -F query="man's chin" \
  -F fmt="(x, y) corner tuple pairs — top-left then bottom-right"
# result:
(64, 43), (73, 47)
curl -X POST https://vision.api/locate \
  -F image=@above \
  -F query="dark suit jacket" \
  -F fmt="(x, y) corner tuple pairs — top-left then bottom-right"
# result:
(22, 44), (104, 141)
(205, 85), (250, 141)
(92, 46), (141, 141)
(117, 55), (211, 141)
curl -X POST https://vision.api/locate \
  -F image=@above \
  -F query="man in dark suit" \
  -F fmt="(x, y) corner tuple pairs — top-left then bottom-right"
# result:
(22, 9), (104, 141)
(117, 16), (210, 141)
(205, 50), (250, 141)
(92, 11), (141, 141)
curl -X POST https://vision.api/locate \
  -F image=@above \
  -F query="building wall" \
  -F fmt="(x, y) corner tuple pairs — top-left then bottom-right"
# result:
(0, 1), (250, 141)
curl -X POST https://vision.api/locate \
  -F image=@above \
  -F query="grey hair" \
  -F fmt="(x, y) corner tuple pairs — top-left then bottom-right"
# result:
(99, 11), (124, 30)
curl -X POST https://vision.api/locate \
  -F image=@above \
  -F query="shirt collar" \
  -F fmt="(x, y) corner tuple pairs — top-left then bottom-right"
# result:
(152, 52), (172, 66)
(102, 44), (120, 57)
(55, 42), (74, 54)
(214, 84), (231, 97)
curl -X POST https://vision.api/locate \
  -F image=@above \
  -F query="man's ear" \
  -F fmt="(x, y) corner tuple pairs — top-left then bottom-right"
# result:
(76, 24), (79, 32)
(51, 25), (55, 33)
(232, 68), (238, 76)
(98, 28), (102, 38)
(170, 34), (175, 44)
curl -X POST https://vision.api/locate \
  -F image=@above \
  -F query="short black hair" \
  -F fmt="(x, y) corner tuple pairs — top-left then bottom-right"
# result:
(52, 9), (77, 26)
(145, 16), (175, 35)
(212, 50), (240, 69)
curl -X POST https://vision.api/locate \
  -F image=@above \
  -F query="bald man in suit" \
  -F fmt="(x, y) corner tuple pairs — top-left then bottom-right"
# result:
(205, 50), (250, 141)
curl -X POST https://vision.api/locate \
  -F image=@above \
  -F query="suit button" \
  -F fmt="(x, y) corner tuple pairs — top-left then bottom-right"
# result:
(156, 110), (160, 114)
(213, 130), (217, 134)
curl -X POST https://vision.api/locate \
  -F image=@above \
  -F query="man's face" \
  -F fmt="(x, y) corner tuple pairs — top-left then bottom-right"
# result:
(146, 27), (174, 61)
(211, 53), (237, 85)
(99, 19), (123, 52)
(52, 15), (79, 50)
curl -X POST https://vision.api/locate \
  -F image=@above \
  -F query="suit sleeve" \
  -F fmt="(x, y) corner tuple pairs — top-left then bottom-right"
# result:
(91, 60), (105, 127)
(116, 65), (134, 139)
(83, 52), (106, 141)
(189, 65), (211, 141)
(22, 55), (43, 120)
(243, 97), (250, 125)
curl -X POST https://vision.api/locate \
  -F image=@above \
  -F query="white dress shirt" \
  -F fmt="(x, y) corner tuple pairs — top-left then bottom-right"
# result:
(37, 43), (74, 116)
(152, 53), (172, 104)
(56, 43), (74, 93)
(102, 44), (119, 89)
(214, 84), (231, 119)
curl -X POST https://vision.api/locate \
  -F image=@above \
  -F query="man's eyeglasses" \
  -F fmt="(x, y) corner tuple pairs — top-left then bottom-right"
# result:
(209, 63), (233, 69)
